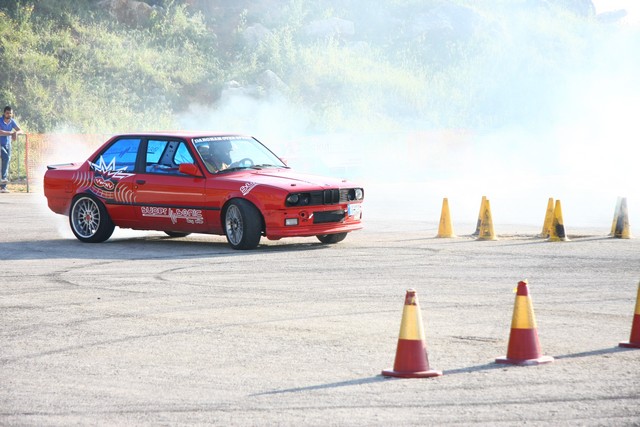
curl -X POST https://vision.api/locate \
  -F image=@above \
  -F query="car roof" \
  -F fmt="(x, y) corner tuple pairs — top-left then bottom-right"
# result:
(114, 131), (251, 139)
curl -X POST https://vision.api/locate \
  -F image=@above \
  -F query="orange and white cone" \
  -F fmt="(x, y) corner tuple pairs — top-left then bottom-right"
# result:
(496, 280), (554, 366)
(619, 281), (640, 349)
(382, 289), (442, 378)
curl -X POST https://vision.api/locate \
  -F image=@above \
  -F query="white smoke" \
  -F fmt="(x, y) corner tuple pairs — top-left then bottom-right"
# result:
(36, 130), (109, 239)
(179, 3), (640, 232)
(177, 79), (640, 232)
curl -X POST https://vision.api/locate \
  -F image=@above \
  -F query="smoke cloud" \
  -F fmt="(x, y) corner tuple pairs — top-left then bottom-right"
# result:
(176, 3), (640, 231)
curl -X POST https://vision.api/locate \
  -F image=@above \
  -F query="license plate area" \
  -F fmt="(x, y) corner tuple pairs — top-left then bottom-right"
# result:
(348, 204), (362, 218)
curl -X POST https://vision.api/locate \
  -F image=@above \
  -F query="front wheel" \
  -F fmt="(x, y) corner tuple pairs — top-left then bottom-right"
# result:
(316, 233), (347, 244)
(224, 199), (262, 250)
(69, 195), (115, 243)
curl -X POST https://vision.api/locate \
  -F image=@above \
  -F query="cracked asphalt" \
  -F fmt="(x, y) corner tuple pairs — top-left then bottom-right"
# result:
(1, 192), (639, 425)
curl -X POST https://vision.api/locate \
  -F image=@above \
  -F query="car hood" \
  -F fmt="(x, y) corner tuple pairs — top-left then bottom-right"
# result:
(223, 169), (358, 191)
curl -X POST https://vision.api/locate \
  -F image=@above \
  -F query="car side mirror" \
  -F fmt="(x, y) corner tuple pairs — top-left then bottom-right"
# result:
(178, 163), (201, 176)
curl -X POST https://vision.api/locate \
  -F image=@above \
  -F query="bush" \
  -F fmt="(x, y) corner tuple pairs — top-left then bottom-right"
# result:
(0, 0), (608, 134)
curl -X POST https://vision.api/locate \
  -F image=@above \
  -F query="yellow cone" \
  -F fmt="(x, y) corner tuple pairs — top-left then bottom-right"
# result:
(548, 199), (569, 242)
(613, 197), (631, 239)
(472, 196), (486, 236)
(540, 197), (554, 238)
(436, 198), (456, 238)
(609, 197), (622, 236)
(477, 199), (497, 241)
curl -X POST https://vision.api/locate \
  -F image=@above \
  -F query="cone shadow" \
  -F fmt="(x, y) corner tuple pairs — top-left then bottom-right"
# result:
(554, 346), (634, 360)
(251, 376), (387, 396)
(444, 362), (506, 375)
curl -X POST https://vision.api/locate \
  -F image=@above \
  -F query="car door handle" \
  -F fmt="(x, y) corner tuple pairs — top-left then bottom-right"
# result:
(136, 179), (146, 185)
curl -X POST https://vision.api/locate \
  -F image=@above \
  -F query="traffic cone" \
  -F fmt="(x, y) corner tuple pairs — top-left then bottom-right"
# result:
(472, 196), (486, 236)
(548, 199), (569, 242)
(382, 289), (442, 378)
(619, 281), (640, 348)
(496, 280), (554, 366)
(613, 197), (631, 239)
(609, 197), (622, 236)
(477, 199), (497, 241)
(436, 198), (456, 238)
(540, 197), (554, 238)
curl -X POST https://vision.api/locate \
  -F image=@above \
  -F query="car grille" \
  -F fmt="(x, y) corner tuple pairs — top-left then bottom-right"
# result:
(313, 209), (346, 224)
(309, 189), (352, 205)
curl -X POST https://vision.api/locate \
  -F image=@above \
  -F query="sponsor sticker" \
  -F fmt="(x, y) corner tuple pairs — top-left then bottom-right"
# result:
(193, 136), (245, 144)
(87, 156), (135, 202)
(141, 206), (204, 225)
(240, 182), (258, 195)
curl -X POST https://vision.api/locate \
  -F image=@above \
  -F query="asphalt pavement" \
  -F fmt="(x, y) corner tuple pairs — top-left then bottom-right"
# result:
(1, 193), (639, 425)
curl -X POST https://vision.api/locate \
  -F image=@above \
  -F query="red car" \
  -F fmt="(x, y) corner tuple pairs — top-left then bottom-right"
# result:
(44, 132), (364, 249)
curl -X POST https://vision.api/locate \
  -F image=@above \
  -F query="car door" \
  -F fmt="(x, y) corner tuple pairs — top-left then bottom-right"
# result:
(133, 138), (209, 233)
(89, 136), (140, 228)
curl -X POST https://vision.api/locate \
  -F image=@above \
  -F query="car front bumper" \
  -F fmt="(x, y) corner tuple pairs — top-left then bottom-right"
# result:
(264, 203), (363, 240)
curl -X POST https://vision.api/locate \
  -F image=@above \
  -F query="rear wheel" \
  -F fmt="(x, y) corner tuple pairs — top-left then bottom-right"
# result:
(316, 233), (347, 244)
(164, 231), (191, 238)
(224, 199), (262, 250)
(69, 195), (115, 243)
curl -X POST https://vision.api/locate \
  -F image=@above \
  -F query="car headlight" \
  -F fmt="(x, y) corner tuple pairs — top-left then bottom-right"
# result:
(349, 188), (364, 201)
(286, 193), (310, 206)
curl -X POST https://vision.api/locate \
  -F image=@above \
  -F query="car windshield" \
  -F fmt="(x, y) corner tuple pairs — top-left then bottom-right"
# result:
(193, 136), (287, 174)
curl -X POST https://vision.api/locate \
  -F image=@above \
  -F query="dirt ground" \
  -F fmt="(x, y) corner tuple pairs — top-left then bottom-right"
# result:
(1, 192), (639, 426)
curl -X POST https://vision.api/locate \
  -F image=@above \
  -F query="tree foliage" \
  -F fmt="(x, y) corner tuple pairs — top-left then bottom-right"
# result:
(0, 0), (610, 133)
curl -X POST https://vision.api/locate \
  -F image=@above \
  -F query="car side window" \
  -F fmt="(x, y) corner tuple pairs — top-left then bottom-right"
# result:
(145, 140), (195, 175)
(145, 140), (171, 173)
(95, 138), (141, 173)
(146, 140), (167, 164)
(174, 142), (195, 165)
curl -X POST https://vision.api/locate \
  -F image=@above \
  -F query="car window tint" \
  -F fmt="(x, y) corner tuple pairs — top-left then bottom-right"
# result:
(147, 140), (168, 164)
(174, 142), (194, 165)
(98, 138), (141, 172)
(145, 140), (194, 175)
(145, 140), (171, 173)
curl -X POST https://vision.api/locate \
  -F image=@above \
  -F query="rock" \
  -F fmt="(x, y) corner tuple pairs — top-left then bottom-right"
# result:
(220, 81), (261, 101)
(224, 81), (242, 90)
(256, 70), (288, 93)
(98, 0), (155, 26)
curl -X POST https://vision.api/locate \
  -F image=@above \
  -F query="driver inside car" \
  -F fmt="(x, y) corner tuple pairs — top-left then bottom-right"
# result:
(198, 141), (233, 172)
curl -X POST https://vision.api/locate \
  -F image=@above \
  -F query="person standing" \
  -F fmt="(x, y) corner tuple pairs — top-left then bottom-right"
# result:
(0, 106), (22, 193)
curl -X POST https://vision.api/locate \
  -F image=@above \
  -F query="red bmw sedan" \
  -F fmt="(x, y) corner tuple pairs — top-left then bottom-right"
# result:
(44, 132), (364, 249)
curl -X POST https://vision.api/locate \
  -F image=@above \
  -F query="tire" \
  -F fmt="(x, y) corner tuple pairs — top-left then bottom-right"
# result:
(316, 232), (347, 244)
(164, 231), (191, 238)
(223, 199), (262, 250)
(69, 195), (115, 243)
